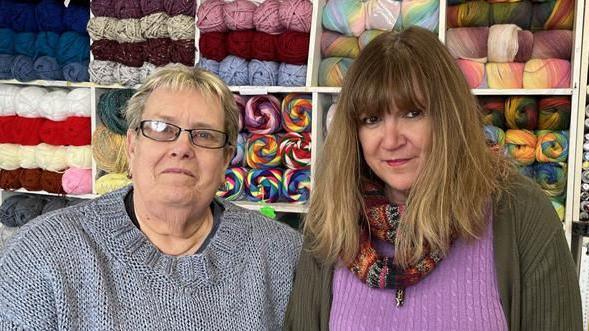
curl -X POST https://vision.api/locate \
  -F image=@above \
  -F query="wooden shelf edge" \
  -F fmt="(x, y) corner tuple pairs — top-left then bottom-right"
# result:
(0, 188), (97, 200)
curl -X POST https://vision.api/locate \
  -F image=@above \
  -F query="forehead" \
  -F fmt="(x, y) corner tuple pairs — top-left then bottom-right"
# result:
(143, 87), (223, 126)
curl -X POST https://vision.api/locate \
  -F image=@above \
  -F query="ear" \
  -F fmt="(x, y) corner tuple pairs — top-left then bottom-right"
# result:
(126, 129), (137, 170)
(220, 146), (235, 183)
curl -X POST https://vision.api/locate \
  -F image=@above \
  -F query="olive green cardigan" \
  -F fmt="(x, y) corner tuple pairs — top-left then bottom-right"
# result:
(283, 174), (582, 331)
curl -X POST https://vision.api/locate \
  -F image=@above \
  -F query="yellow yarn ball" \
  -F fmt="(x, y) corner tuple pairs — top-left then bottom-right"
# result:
(95, 173), (132, 195)
(92, 125), (128, 173)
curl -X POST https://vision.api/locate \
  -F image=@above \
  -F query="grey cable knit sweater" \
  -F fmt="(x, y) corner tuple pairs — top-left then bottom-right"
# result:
(0, 187), (302, 330)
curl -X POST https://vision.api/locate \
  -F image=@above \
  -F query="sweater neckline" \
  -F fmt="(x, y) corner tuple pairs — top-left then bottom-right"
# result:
(84, 186), (247, 289)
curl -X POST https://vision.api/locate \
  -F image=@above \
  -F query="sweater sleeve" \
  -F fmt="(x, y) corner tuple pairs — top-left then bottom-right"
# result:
(0, 225), (59, 330)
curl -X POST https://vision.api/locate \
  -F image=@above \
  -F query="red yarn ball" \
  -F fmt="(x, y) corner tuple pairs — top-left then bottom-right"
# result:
(0, 169), (23, 190)
(19, 168), (43, 191)
(145, 38), (172, 66)
(114, 42), (146, 68)
(40, 170), (65, 194)
(171, 39), (196, 66)
(227, 30), (255, 60)
(199, 32), (228, 62)
(252, 32), (278, 62)
(39, 116), (91, 146)
(0, 115), (18, 143)
(276, 32), (309, 65)
(14, 117), (45, 146)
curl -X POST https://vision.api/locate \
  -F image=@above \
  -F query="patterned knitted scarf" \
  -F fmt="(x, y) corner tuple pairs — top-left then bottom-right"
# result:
(348, 181), (443, 306)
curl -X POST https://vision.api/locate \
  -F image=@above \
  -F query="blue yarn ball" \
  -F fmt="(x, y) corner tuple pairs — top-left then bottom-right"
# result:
(14, 195), (47, 226)
(14, 32), (37, 58)
(0, 195), (29, 227)
(12, 55), (38, 82)
(35, 31), (60, 58)
(12, 2), (38, 32)
(63, 4), (90, 34)
(219, 55), (249, 86)
(0, 54), (15, 79)
(0, 1), (14, 29)
(248, 60), (279, 86)
(35, 0), (65, 33)
(518, 165), (536, 179)
(34, 56), (64, 80)
(278, 63), (307, 86)
(57, 31), (90, 65)
(63, 61), (89, 82)
(199, 57), (220, 75)
(0, 28), (15, 54)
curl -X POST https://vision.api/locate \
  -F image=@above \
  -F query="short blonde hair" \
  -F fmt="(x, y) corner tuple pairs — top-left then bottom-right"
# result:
(125, 64), (239, 152)
(305, 27), (513, 268)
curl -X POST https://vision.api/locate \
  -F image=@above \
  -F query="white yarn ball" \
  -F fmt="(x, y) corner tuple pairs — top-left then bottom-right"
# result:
(15, 86), (48, 118)
(0, 144), (21, 170)
(39, 89), (69, 121)
(66, 88), (91, 117)
(19, 145), (38, 169)
(35, 143), (68, 172)
(0, 85), (21, 116)
(89, 60), (117, 85)
(66, 145), (93, 169)
(325, 103), (337, 133)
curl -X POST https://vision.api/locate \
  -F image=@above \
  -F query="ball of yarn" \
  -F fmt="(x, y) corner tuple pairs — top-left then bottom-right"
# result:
(523, 59), (571, 89)
(0, 84), (21, 116)
(145, 38), (171, 66)
(401, 0), (439, 31)
(216, 167), (247, 200)
(515, 30), (533, 63)
(279, 0), (312, 33)
(199, 32), (228, 62)
(248, 60), (279, 86)
(12, 117), (44, 146)
(281, 168), (310, 203)
(90, 60), (117, 85)
(0, 3), (13, 29)
(14, 32), (37, 58)
(531, 0), (573, 30)
(16, 86), (47, 118)
(0, 195), (29, 227)
(87, 17), (120, 41)
(532, 30), (572, 60)
(227, 30), (255, 60)
(33, 56), (64, 81)
(245, 168), (283, 202)
(534, 162), (566, 197)
(447, 1), (490, 28)
(0, 28), (15, 54)
(168, 15), (195, 40)
(35, 32), (60, 58)
(279, 132), (311, 169)
(140, 0), (165, 16)
(456, 59), (486, 89)
(12, 55), (38, 82)
(39, 90), (69, 121)
(253, 0), (283, 34)
(66, 145), (93, 169)
(245, 95), (282, 134)
(485, 62), (524, 89)
(490, 1), (532, 30)
(140, 12), (170, 39)
(479, 96), (505, 128)
(19, 168), (43, 191)
(39, 117), (91, 146)
(0, 116), (17, 143)
(282, 93), (312, 132)
(538, 96), (570, 130)
(63, 61), (90, 82)
(115, 0), (143, 19)
(535, 130), (568, 163)
(62, 168), (92, 194)
(321, 31), (360, 59)
(98, 89), (134, 135)
(0, 169), (23, 190)
(66, 88), (91, 117)
(483, 125), (505, 148)
(199, 57), (221, 75)
(111, 63), (143, 86)
(63, 3), (90, 34)
(40, 170), (65, 194)
(164, 0), (196, 16)
(35, 143), (68, 172)
(487, 24), (520, 63)
(170, 40), (196, 66)
(197, 0), (227, 33)
(57, 32), (90, 66)
(446, 27), (488, 61)
(504, 129), (537, 166)
(224, 0), (257, 31)
(19, 145), (38, 169)
(116, 18), (145, 43)
(319, 57), (352, 87)
(322, 0), (366, 37)
(92, 125), (129, 173)
(276, 32), (310, 65)
(231, 133), (246, 166)
(219, 55), (249, 86)
(505, 96), (538, 130)
(246, 134), (282, 168)
(42, 196), (69, 213)
(115, 42), (146, 68)
(0, 144), (21, 170)
(95, 173), (132, 195)
(91, 40), (118, 63)
(91, 0), (115, 17)
(278, 63), (307, 86)
(359, 30), (385, 50)
(11, 3), (38, 32)
(365, 0), (401, 31)
(251, 32), (278, 61)
(0, 55), (15, 80)
(14, 195), (47, 226)
(550, 198), (565, 222)
(325, 103), (337, 133)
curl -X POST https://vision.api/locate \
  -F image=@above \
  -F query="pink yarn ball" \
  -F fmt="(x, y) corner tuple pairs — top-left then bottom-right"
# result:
(279, 0), (313, 33)
(223, 0), (257, 31)
(197, 0), (227, 33)
(253, 0), (284, 34)
(62, 168), (92, 195)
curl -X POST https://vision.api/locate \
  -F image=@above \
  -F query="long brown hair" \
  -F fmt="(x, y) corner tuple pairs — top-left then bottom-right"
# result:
(305, 27), (513, 268)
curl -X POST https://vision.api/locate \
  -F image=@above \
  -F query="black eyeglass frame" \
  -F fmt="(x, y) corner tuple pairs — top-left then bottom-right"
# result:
(136, 120), (230, 149)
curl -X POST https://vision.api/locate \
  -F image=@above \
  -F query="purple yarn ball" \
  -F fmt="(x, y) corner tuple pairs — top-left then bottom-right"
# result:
(279, 0), (313, 32)
(223, 0), (257, 31)
(253, 0), (284, 34)
(197, 0), (227, 33)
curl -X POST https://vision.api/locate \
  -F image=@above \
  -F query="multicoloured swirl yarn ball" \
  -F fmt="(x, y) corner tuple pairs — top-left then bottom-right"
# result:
(216, 167), (247, 201)
(281, 93), (312, 132)
(281, 168), (311, 203)
(245, 168), (283, 202)
(244, 95), (282, 134)
(535, 130), (568, 163)
(279, 132), (311, 169)
(246, 134), (282, 169)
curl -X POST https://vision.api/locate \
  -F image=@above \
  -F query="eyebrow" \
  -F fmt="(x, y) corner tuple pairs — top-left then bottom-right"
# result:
(151, 114), (218, 129)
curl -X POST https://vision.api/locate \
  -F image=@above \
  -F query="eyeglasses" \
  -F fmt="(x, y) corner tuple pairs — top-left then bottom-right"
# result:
(137, 120), (229, 149)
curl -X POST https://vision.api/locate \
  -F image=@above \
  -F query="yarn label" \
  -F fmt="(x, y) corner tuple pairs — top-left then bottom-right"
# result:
(240, 87), (269, 95)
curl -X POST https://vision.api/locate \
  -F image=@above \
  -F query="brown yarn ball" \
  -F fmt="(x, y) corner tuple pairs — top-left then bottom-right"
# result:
(40, 170), (65, 194)
(19, 168), (43, 191)
(0, 169), (23, 190)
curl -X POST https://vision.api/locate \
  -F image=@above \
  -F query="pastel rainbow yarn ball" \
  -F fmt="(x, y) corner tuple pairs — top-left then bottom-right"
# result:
(322, 0), (366, 37)
(281, 168), (311, 203)
(246, 168), (283, 202)
(279, 132), (311, 169)
(505, 129), (537, 166)
(246, 134), (281, 169)
(231, 133), (246, 166)
(281, 93), (312, 132)
(217, 167), (247, 201)
(535, 130), (568, 163)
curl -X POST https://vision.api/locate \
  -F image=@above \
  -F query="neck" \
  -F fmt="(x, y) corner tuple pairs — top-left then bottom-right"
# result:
(385, 186), (408, 205)
(133, 194), (214, 256)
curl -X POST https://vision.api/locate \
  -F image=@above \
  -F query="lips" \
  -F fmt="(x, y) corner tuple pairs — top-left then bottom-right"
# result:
(385, 158), (411, 167)
(162, 168), (195, 177)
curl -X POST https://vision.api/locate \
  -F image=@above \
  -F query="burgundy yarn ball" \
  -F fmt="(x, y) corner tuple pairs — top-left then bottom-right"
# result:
(227, 30), (255, 60)
(114, 42), (146, 68)
(0, 169), (23, 190)
(19, 168), (43, 192)
(164, 0), (196, 16)
(253, 0), (284, 34)
(91, 39), (120, 63)
(145, 38), (172, 66)
(114, 0), (143, 19)
(197, 0), (227, 33)
(140, 0), (165, 16)
(279, 0), (313, 33)
(223, 0), (257, 31)
(515, 30), (533, 63)
(276, 32), (309, 65)
(40, 170), (65, 194)
(199, 32), (228, 62)
(91, 0), (115, 17)
(252, 32), (278, 61)
(171, 39), (196, 66)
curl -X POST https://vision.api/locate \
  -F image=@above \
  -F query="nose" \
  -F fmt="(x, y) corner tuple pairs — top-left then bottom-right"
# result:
(380, 117), (406, 150)
(169, 130), (196, 159)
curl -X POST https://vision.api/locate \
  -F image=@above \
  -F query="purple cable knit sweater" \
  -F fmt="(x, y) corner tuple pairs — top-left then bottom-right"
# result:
(329, 211), (507, 331)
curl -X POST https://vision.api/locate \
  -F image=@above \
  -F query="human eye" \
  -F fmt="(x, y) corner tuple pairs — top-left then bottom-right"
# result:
(360, 115), (381, 125)
(404, 110), (423, 119)
(195, 130), (214, 140)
